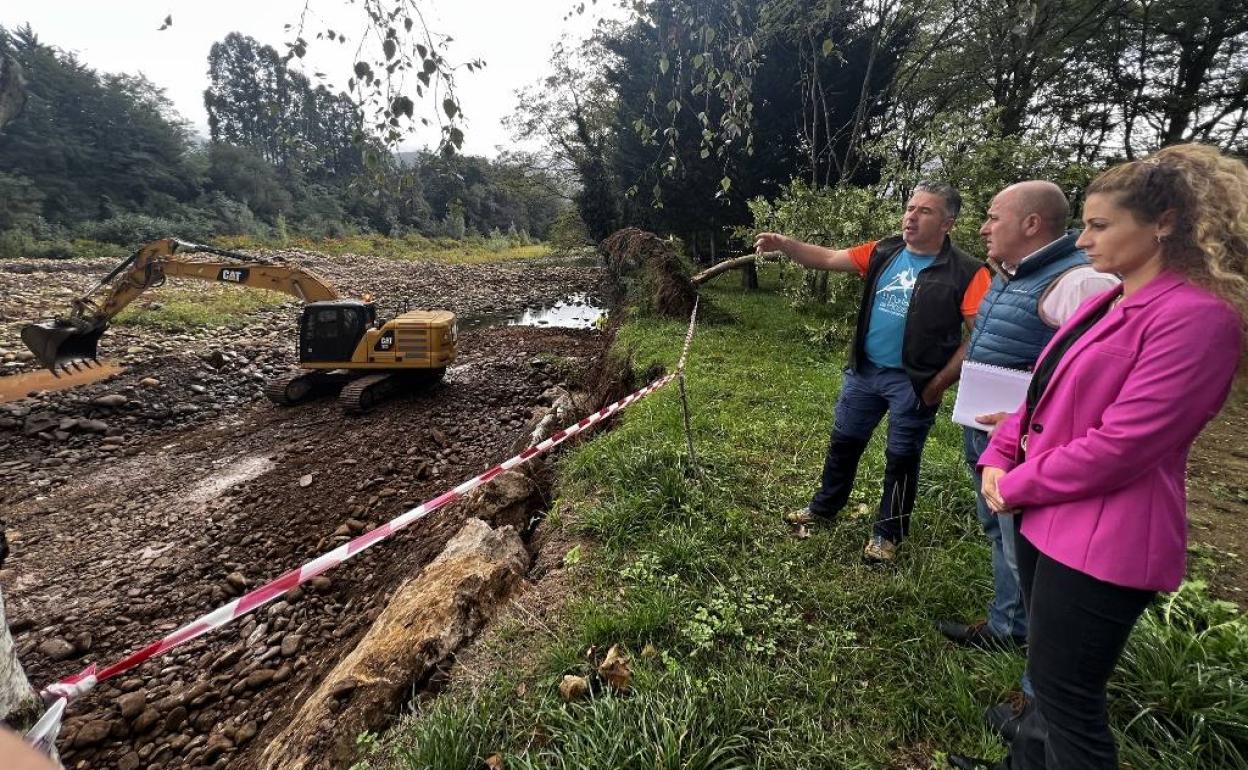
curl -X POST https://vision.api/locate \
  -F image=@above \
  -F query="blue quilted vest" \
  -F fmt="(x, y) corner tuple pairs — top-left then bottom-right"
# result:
(966, 233), (1090, 370)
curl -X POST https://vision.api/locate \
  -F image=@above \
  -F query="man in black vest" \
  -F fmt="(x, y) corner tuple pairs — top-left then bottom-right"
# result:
(755, 182), (990, 563)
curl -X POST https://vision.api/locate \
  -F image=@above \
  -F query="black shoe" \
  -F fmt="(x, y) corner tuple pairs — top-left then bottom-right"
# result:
(985, 691), (1033, 744)
(936, 619), (1026, 652)
(947, 754), (999, 770)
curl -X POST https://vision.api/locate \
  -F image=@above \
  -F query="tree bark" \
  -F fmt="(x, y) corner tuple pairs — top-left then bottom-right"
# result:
(740, 260), (759, 290)
(691, 254), (757, 285)
(0, 592), (41, 729)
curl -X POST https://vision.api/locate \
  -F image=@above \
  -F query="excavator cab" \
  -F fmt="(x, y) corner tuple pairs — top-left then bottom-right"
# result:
(297, 300), (376, 363)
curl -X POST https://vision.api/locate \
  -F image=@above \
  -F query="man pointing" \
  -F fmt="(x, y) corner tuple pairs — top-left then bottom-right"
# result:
(756, 182), (990, 563)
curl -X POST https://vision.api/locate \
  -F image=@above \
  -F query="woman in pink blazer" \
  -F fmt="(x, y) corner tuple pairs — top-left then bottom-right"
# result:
(950, 144), (1247, 770)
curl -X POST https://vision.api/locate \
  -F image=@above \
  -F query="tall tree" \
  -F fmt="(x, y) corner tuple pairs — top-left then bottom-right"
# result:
(0, 25), (196, 224)
(204, 32), (363, 180)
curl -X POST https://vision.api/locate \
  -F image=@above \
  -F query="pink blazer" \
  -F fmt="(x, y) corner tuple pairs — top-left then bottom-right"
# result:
(979, 271), (1241, 592)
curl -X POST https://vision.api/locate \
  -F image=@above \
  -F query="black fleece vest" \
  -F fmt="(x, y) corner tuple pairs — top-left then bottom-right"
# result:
(849, 234), (983, 395)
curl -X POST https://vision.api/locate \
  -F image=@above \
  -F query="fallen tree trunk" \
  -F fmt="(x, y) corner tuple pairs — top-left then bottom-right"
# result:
(691, 254), (756, 285)
(0, 591), (41, 728)
(258, 519), (530, 770)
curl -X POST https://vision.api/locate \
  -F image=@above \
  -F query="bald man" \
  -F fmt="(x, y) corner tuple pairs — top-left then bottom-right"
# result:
(935, 181), (1118, 739)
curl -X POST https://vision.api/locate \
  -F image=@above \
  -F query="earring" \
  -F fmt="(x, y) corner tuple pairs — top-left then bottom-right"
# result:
(1155, 234), (1165, 244)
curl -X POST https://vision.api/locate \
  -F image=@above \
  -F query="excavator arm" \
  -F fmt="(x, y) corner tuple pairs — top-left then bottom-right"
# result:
(21, 238), (343, 373)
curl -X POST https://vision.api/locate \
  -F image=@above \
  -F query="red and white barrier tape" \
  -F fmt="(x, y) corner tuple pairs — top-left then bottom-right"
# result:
(25, 301), (700, 749)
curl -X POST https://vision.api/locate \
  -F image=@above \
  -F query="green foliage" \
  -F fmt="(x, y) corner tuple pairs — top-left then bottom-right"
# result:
(548, 210), (593, 251)
(1113, 581), (1248, 768)
(870, 114), (1098, 256)
(205, 33), (364, 180)
(747, 180), (894, 322)
(390, 701), (500, 770)
(77, 212), (212, 245)
(0, 25), (196, 225)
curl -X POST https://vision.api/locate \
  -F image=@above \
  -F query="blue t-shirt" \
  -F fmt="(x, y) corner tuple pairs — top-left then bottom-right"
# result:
(864, 248), (936, 368)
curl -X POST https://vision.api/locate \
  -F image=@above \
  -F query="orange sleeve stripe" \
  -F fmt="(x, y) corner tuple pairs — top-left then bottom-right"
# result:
(962, 266), (992, 317)
(846, 241), (877, 276)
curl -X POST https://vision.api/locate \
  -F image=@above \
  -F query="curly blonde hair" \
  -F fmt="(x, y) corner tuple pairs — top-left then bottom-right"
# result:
(1086, 144), (1248, 344)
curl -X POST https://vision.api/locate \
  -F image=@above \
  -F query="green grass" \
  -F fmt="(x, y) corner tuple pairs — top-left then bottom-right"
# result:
(214, 233), (553, 264)
(362, 266), (1248, 770)
(113, 284), (292, 331)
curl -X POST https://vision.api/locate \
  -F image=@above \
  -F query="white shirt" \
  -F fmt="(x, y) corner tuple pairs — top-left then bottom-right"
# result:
(1004, 241), (1120, 327)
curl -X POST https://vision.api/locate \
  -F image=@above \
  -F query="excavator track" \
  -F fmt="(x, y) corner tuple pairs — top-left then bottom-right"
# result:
(338, 373), (402, 414)
(337, 367), (446, 414)
(265, 369), (349, 406)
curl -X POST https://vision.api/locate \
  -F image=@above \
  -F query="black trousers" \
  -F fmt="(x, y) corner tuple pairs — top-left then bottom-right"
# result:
(1007, 525), (1155, 770)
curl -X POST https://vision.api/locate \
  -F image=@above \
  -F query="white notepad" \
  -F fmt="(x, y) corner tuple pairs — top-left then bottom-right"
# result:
(952, 360), (1033, 430)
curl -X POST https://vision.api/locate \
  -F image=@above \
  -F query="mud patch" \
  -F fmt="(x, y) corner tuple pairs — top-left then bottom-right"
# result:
(0, 362), (124, 403)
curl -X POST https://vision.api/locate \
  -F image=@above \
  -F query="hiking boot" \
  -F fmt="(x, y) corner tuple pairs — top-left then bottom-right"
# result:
(936, 619), (1027, 652)
(985, 691), (1034, 744)
(784, 507), (832, 527)
(862, 534), (897, 564)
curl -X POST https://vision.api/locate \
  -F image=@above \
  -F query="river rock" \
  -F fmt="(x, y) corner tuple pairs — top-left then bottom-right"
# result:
(117, 752), (141, 770)
(164, 705), (189, 731)
(133, 707), (161, 733)
(235, 720), (258, 745)
(118, 690), (146, 719)
(244, 668), (276, 690)
(37, 637), (76, 661)
(72, 719), (113, 747)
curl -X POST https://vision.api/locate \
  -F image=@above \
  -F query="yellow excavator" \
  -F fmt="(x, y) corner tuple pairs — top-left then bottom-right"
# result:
(20, 238), (457, 413)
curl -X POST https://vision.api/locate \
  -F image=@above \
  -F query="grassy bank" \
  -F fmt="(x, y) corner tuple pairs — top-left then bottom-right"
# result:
(113, 285), (292, 331)
(362, 267), (1248, 770)
(2, 234), (557, 265)
(214, 234), (552, 264)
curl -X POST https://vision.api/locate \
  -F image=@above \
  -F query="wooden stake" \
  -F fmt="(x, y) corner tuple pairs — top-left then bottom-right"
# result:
(677, 372), (699, 477)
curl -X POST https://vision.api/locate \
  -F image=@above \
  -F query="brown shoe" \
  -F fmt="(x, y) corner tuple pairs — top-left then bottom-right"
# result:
(784, 508), (835, 526)
(985, 690), (1034, 743)
(863, 534), (897, 564)
(784, 508), (815, 525)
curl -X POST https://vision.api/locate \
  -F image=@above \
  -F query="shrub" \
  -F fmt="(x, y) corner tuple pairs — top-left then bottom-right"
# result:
(0, 229), (35, 259)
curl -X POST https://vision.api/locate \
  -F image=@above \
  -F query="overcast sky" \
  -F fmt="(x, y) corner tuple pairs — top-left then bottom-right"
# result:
(2, 0), (623, 156)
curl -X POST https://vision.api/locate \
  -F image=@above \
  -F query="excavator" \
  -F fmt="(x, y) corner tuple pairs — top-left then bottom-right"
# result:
(20, 238), (457, 413)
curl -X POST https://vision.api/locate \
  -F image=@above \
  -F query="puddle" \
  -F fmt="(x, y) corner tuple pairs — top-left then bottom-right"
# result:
(462, 293), (607, 331)
(184, 454), (275, 504)
(0, 362), (125, 403)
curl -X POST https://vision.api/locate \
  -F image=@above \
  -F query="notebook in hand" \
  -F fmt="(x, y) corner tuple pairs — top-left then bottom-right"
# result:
(952, 360), (1033, 430)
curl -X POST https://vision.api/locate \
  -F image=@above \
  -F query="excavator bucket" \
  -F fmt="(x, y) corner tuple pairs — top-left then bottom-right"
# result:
(20, 320), (108, 374)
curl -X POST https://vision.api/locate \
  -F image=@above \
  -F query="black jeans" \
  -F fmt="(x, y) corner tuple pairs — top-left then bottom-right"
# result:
(1007, 525), (1155, 770)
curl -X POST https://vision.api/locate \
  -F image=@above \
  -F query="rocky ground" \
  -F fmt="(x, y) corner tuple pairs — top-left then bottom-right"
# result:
(0, 248), (613, 770)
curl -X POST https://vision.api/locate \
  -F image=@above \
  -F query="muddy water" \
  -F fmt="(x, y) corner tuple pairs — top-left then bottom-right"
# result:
(0, 362), (124, 402)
